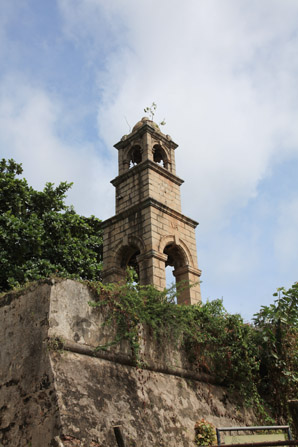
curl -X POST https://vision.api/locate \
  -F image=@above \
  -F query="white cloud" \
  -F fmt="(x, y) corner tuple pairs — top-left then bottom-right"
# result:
(0, 76), (115, 219)
(58, 0), (298, 227)
(1, 0), (297, 317)
(56, 0), (298, 318)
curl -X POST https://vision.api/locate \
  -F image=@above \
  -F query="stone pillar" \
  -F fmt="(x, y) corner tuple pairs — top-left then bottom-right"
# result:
(142, 131), (153, 162)
(101, 267), (126, 284)
(173, 266), (201, 305)
(137, 251), (168, 290)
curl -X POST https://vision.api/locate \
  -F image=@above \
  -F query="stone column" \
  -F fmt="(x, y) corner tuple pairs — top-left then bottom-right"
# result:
(142, 131), (153, 162)
(101, 267), (126, 284)
(173, 266), (201, 305)
(137, 251), (168, 290)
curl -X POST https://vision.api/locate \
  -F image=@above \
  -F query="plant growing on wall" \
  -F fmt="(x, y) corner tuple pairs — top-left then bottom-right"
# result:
(144, 102), (166, 126)
(88, 276), (298, 427)
(144, 102), (157, 120)
(88, 276), (260, 392)
(194, 419), (216, 446)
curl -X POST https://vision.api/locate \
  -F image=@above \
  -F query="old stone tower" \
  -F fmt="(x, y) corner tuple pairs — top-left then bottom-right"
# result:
(101, 117), (201, 304)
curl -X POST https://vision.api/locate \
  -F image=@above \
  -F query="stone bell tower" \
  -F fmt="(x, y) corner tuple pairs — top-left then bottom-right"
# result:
(101, 117), (201, 305)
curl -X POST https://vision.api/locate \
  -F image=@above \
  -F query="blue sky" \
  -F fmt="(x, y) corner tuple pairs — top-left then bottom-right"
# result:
(1, 0), (298, 320)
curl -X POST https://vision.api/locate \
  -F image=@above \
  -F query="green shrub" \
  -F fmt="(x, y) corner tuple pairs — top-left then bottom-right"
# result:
(194, 419), (216, 446)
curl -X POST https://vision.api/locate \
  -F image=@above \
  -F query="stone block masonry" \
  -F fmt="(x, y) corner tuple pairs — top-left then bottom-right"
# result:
(101, 117), (202, 304)
(0, 279), (257, 447)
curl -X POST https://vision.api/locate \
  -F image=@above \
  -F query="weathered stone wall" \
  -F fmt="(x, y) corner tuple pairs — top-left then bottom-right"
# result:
(113, 160), (182, 215)
(0, 281), (60, 447)
(101, 198), (201, 303)
(0, 279), (257, 447)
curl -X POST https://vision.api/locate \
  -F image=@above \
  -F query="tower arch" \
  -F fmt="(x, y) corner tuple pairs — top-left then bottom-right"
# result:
(100, 117), (202, 305)
(153, 144), (169, 170)
(111, 236), (145, 282)
(118, 244), (141, 281)
(163, 242), (188, 269)
(158, 235), (194, 267)
(128, 145), (142, 168)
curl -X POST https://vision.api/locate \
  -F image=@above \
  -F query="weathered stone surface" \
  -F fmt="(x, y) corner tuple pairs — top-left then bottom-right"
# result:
(51, 351), (255, 447)
(0, 279), (257, 446)
(101, 118), (201, 305)
(0, 280), (61, 447)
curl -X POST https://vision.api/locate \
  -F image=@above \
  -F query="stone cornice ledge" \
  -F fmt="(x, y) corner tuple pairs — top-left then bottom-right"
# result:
(100, 197), (199, 229)
(60, 338), (217, 385)
(111, 159), (184, 187)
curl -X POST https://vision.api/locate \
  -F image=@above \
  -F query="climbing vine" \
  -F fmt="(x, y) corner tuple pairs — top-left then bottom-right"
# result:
(88, 275), (257, 393)
(88, 276), (298, 425)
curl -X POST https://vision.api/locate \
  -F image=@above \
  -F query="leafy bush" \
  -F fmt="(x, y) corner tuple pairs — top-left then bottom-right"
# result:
(194, 419), (216, 446)
(253, 283), (298, 422)
(0, 159), (103, 292)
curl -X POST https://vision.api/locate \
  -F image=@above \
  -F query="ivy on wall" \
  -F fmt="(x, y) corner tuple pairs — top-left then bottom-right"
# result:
(88, 274), (298, 427)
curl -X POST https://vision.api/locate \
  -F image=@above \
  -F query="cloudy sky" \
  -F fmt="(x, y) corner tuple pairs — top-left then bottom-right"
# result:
(1, 0), (298, 320)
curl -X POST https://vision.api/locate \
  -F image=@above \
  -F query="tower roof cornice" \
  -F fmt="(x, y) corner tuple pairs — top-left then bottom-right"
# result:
(114, 118), (178, 150)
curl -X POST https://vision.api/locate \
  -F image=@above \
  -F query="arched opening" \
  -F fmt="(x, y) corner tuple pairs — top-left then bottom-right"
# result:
(119, 245), (140, 283)
(165, 264), (176, 303)
(153, 144), (168, 169)
(164, 243), (186, 269)
(163, 243), (188, 303)
(129, 145), (142, 168)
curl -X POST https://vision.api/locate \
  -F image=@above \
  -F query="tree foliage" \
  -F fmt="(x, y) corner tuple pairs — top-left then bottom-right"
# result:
(0, 158), (102, 292)
(253, 284), (298, 421)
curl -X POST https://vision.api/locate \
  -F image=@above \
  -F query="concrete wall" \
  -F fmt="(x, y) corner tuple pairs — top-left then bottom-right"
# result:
(0, 279), (256, 447)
